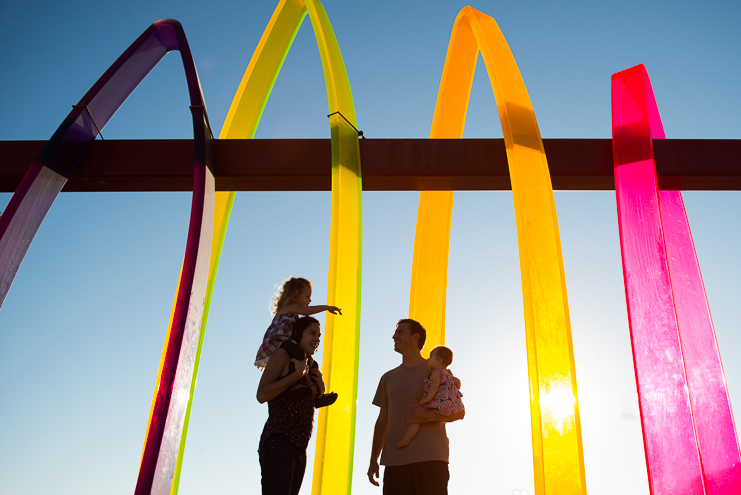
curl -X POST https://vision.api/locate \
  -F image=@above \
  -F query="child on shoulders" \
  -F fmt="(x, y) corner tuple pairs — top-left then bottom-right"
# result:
(255, 277), (341, 408)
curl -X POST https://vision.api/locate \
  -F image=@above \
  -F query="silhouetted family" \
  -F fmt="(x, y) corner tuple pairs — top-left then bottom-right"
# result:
(255, 277), (465, 495)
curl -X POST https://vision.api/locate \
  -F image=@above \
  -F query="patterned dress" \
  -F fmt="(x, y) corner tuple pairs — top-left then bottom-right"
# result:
(259, 374), (319, 451)
(422, 369), (465, 416)
(255, 313), (296, 370)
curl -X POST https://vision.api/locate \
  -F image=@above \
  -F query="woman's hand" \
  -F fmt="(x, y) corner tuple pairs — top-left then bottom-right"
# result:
(292, 358), (308, 378)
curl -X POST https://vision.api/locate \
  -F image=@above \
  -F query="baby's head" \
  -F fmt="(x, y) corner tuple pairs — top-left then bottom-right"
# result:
(272, 277), (311, 314)
(428, 345), (454, 370)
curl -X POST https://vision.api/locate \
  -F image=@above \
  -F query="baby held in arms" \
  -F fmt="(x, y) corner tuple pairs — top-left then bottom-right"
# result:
(397, 345), (464, 448)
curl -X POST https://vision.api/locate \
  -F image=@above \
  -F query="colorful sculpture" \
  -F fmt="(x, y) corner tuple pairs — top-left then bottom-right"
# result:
(1, 3), (738, 495)
(410, 6), (586, 494)
(611, 64), (741, 494)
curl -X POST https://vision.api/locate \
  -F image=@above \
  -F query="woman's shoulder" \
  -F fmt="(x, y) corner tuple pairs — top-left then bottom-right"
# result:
(266, 347), (290, 365)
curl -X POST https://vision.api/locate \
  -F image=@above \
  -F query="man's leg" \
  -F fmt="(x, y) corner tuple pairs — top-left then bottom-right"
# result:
(383, 464), (415, 495)
(412, 460), (449, 495)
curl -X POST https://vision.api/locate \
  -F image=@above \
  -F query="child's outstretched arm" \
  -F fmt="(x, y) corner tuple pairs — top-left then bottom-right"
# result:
(419, 369), (441, 404)
(282, 303), (342, 316)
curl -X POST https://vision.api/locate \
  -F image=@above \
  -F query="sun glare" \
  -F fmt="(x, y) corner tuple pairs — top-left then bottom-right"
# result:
(540, 383), (577, 435)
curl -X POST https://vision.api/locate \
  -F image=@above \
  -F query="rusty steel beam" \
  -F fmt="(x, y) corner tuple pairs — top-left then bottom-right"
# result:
(0, 138), (739, 192)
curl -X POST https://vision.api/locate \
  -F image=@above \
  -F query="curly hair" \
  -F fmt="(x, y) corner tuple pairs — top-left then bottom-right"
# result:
(271, 277), (311, 315)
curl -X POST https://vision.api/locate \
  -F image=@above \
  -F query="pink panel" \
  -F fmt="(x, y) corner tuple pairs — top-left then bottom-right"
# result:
(612, 64), (705, 494)
(661, 190), (741, 492)
(613, 63), (741, 493)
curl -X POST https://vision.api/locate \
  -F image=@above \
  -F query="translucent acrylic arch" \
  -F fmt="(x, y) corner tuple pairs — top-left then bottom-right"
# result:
(611, 64), (741, 494)
(165, 1), (363, 494)
(410, 6), (586, 494)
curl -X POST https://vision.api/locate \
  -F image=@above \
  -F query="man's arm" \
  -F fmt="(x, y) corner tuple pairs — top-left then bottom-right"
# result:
(367, 407), (388, 486)
(411, 405), (465, 424)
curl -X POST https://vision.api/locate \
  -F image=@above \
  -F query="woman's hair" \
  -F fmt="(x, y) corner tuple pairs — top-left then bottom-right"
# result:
(431, 345), (454, 367)
(292, 316), (320, 343)
(272, 277), (311, 315)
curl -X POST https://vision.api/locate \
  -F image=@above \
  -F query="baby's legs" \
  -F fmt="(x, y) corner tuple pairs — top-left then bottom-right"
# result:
(397, 422), (420, 449)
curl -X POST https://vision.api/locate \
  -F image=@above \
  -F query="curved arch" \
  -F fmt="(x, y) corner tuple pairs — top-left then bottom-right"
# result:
(612, 64), (741, 493)
(174, 1), (362, 494)
(410, 7), (585, 494)
(0, 19), (215, 495)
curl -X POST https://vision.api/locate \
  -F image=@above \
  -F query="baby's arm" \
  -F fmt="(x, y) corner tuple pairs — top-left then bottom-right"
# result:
(282, 303), (342, 316)
(454, 376), (461, 390)
(419, 369), (441, 404)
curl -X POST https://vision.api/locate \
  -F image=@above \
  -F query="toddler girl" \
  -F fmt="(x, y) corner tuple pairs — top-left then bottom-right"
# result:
(255, 277), (340, 407)
(255, 277), (341, 370)
(397, 345), (464, 448)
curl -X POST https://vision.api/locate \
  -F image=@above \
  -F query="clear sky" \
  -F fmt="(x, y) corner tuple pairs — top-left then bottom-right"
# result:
(0, 1), (739, 494)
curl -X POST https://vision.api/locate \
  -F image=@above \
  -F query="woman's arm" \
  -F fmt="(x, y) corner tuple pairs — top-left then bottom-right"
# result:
(419, 370), (441, 404)
(282, 303), (342, 316)
(256, 349), (307, 403)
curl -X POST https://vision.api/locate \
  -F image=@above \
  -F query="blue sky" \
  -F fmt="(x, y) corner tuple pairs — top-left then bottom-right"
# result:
(0, 1), (739, 494)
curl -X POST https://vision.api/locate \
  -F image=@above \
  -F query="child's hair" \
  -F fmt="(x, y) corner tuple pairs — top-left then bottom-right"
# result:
(272, 277), (311, 315)
(431, 345), (454, 367)
(293, 316), (320, 343)
(398, 318), (427, 350)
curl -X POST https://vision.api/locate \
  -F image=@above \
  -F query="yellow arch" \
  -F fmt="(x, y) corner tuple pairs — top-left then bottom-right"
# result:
(164, 1), (362, 494)
(410, 7), (586, 494)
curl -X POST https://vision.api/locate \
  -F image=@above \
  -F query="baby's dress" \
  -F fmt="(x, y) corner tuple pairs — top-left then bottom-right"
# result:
(422, 369), (464, 416)
(255, 313), (296, 370)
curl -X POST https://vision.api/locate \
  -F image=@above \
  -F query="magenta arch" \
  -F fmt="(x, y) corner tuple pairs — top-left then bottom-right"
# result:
(0, 19), (216, 495)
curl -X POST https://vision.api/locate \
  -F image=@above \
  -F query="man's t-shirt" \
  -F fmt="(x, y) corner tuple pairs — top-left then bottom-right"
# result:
(372, 361), (449, 466)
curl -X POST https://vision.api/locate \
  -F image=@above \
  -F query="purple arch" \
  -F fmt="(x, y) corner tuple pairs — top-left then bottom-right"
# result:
(0, 19), (215, 495)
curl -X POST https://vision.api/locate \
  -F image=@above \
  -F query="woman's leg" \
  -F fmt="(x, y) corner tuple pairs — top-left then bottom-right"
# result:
(259, 435), (299, 495)
(289, 449), (307, 495)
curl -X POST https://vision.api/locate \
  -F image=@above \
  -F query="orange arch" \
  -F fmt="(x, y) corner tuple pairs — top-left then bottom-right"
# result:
(410, 7), (586, 494)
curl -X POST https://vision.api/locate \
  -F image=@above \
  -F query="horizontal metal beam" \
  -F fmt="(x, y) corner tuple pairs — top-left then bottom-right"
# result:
(1, 138), (739, 192)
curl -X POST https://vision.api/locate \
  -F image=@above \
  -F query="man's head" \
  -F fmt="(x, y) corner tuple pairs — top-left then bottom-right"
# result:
(393, 319), (426, 354)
